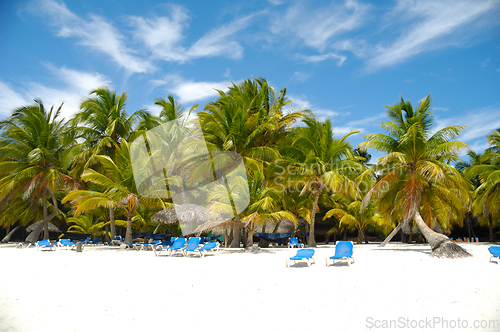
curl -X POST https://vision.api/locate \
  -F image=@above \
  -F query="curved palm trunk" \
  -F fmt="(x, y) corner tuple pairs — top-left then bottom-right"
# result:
(414, 212), (471, 258)
(379, 220), (405, 247)
(308, 186), (321, 247)
(25, 190), (58, 243)
(2, 225), (21, 243)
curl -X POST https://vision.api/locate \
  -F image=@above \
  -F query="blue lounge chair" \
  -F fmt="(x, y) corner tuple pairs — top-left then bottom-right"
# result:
(90, 238), (100, 245)
(488, 246), (500, 263)
(182, 237), (202, 256)
(36, 239), (56, 251)
(152, 238), (177, 253)
(288, 237), (304, 248)
(168, 237), (187, 256)
(326, 241), (354, 266)
(57, 239), (77, 250)
(153, 237), (184, 256)
(194, 241), (219, 257)
(286, 248), (315, 267)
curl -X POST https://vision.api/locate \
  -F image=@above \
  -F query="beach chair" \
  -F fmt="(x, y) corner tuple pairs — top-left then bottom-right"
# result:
(89, 238), (100, 245)
(286, 249), (315, 267)
(56, 238), (77, 250)
(488, 246), (500, 263)
(15, 242), (35, 248)
(288, 237), (304, 248)
(182, 237), (202, 256)
(36, 239), (56, 251)
(194, 241), (220, 257)
(168, 237), (187, 256)
(326, 241), (354, 266)
(153, 237), (184, 256)
(134, 239), (160, 250)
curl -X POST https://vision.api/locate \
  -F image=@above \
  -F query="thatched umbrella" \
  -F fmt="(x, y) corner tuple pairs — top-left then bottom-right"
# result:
(151, 204), (214, 236)
(26, 220), (60, 233)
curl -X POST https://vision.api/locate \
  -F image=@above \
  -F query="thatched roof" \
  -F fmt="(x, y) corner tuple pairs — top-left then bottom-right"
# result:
(26, 220), (60, 233)
(194, 220), (242, 236)
(151, 204), (214, 235)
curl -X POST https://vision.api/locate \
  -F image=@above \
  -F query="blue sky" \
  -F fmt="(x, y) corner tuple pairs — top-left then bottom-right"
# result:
(1, 0), (499, 158)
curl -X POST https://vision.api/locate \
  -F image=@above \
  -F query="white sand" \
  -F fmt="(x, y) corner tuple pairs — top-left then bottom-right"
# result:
(0, 243), (499, 332)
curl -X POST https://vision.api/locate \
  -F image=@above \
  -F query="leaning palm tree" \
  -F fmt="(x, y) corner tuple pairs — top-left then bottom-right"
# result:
(0, 100), (80, 242)
(359, 94), (471, 258)
(282, 117), (361, 247)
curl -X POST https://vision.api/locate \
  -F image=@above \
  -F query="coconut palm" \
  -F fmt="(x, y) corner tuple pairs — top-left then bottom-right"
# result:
(359, 94), (471, 258)
(0, 100), (80, 242)
(63, 139), (158, 244)
(282, 117), (361, 247)
(466, 129), (500, 242)
(69, 87), (153, 238)
(199, 78), (308, 173)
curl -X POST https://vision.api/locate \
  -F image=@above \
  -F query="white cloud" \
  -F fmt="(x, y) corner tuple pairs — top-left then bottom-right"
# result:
(34, 0), (154, 73)
(0, 81), (29, 117)
(154, 75), (231, 104)
(367, 0), (499, 70)
(187, 14), (255, 59)
(291, 71), (313, 82)
(270, 0), (369, 51)
(0, 66), (110, 121)
(129, 6), (189, 62)
(434, 105), (500, 152)
(297, 53), (346, 65)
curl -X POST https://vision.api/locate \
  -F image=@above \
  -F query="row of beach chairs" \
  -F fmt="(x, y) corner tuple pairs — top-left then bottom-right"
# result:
(153, 237), (219, 257)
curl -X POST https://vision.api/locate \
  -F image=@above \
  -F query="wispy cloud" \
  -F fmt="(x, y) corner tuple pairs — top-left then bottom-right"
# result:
(0, 66), (110, 120)
(434, 105), (500, 152)
(152, 75), (231, 104)
(270, 0), (369, 51)
(187, 14), (255, 59)
(33, 0), (154, 73)
(129, 5), (189, 62)
(367, 0), (499, 70)
(0, 81), (29, 118)
(296, 53), (346, 65)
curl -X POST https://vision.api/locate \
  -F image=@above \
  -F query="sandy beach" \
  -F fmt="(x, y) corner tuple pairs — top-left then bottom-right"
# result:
(0, 242), (499, 332)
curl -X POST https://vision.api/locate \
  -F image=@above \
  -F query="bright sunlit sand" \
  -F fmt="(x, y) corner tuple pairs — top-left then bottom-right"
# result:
(0, 243), (499, 332)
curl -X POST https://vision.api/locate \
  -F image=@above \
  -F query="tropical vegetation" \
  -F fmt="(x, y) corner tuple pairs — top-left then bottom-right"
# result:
(0, 79), (497, 256)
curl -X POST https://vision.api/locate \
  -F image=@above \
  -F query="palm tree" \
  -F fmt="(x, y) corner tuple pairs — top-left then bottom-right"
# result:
(199, 78), (308, 173)
(155, 95), (198, 122)
(0, 100), (80, 242)
(63, 139), (156, 244)
(359, 94), (471, 258)
(282, 117), (361, 247)
(466, 129), (500, 243)
(69, 87), (152, 239)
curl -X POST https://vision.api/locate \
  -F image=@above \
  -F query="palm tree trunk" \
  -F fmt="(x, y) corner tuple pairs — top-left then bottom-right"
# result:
(230, 225), (241, 248)
(43, 196), (49, 239)
(414, 212), (471, 258)
(125, 211), (133, 244)
(379, 220), (405, 247)
(308, 186), (322, 247)
(25, 190), (58, 243)
(2, 225), (21, 243)
(109, 207), (116, 240)
(408, 222), (413, 244)
(488, 213), (494, 243)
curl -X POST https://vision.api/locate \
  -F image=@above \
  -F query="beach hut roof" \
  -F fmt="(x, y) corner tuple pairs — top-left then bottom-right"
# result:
(151, 204), (213, 224)
(26, 220), (60, 233)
